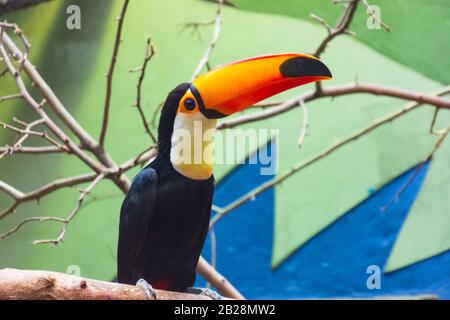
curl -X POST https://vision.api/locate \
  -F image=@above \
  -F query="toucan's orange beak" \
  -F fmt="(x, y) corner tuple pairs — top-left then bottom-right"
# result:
(191, 53), (332, 119)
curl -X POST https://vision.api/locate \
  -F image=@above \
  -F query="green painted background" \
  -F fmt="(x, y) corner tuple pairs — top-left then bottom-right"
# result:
(0, 0), (448, 282)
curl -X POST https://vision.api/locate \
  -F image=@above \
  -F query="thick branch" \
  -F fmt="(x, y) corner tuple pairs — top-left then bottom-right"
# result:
(0, 268), (213, 300)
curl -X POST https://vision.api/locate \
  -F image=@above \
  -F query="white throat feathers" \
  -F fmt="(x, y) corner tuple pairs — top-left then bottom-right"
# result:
(170, 112), (217, 180)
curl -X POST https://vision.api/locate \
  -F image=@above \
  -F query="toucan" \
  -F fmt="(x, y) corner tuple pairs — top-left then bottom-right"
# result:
(117, 53), (332, 298)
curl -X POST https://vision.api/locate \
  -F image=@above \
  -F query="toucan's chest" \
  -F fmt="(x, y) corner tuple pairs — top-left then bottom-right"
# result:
(151, 165), (214, 223)
(136, 165), (214, 289)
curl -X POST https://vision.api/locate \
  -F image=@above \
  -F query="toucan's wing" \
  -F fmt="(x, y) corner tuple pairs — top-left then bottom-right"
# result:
(117, 167), (158, 284)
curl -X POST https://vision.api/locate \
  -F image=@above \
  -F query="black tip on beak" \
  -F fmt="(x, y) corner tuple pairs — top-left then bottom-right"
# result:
(280, 56), (332, 79)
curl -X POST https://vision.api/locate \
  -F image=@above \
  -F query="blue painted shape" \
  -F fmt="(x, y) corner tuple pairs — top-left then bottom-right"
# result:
(196, 143), (450, 299)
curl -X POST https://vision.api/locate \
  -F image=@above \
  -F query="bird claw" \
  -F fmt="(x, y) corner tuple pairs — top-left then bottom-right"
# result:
(187, 287), (223, 300)
(136, 278), (157, 300)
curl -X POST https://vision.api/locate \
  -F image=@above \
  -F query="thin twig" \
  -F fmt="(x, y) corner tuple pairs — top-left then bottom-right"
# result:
(310, 13), (332, 35)
(150, 101), (164, 127)
(0, 173), (98, 220)
(297, 99), (308, 147)
(361, 0), (390, 32)
(314, 0), (359, 58)
(0, 119), (69, 154)
(0, 216), (66, 240)
(0, 41), (105, 174)
(429, 108), (448, 136)
(1, 118), (45, 159)
(33, 173), (105, 245)
(98, 0), (130, 147)
(313, 0), (359, 93)
(1, 28), (130, 193)
(0, 22), (30, 71)
(0, 145), (64, 155)
(130, 36), (157, 143)
(179, 20), (215, 41)
(381, 127), (450, 212)
(0, 93), (22, 103)
(191, 0), (223, 80)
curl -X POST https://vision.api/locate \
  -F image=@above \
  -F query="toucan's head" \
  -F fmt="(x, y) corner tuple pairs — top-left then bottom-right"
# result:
(157, 53), (332, 180)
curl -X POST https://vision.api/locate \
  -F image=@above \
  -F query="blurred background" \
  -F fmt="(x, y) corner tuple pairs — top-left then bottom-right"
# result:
(0, 0), (449, 299)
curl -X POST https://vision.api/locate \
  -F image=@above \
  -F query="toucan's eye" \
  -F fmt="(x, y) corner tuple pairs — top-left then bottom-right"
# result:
(184, 98), (196, 111)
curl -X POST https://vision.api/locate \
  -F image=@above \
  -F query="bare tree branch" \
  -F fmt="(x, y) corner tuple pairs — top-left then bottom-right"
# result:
(130, 36), (157, 143)
(0, 172), (98, 220)
(179, 20), (215, 41)
(217, 83), (450, 130)
(0, 34), (105, 174)
(0, 145), (64, 155)
(0, 180), (24, 199)
(98, 0), (130, 147)
(382, 125), (450, 212)
(0, 93), (22, 102)
(0, 17), (243, 300)
(191, 0), (223, 80)
(196, 256), (245, 300)
(0, 216), (66, 240)
(297, 99), (308, 147)
(361, 0), (390, 32)
(211, 86), (450, 226)
(33, 173), (105, 245)
(0, 119), (69, 155)
(1, 24), (130, 193)
(0, 118), (65, 159)
(314, 0), (359, 58)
